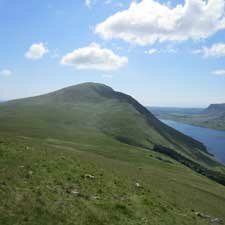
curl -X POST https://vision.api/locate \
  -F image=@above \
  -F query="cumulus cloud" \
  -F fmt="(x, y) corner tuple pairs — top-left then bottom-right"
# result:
(95, 0), (225, 45)
(212, 69), (225, 75)
(25, 43), (49, 60)
(0, 69), (12, 77)
(61, 43), (128, 71)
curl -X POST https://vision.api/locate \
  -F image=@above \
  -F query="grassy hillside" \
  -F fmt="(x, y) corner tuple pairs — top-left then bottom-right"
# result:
(0, 83), (224, 183)
(149, 105), (225, 131)
(0, 83), (225, 224)
(1, 132), (225, 225)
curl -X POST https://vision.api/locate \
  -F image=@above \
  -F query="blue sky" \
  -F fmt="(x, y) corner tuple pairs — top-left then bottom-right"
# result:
(0, 0), (225, 107)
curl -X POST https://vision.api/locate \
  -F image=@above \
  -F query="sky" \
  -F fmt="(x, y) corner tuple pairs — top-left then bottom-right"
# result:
(0, 0), (225, 107)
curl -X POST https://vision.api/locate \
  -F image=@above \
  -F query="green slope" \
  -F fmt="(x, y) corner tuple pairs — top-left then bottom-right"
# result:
(0, 83), (224, 178)
(0, 83), (225, 224)
(1, 133), (225, 225)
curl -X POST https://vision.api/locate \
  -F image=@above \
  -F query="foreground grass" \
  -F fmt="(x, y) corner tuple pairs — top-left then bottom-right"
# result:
(1, 133), (225, 225)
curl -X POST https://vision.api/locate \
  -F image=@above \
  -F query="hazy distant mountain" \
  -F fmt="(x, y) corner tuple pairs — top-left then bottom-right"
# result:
(203, 103), (225, 115)
(150, 106), (203, 115)
(150, 104), (225, 131)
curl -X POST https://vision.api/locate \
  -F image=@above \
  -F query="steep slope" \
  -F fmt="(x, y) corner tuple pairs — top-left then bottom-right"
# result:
(0, 83), (224, 184)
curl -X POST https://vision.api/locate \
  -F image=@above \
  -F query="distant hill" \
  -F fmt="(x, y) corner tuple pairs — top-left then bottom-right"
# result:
(150, 107), (203, 115)
(1, 83), (225, 224)
(150, 104), (225, 131)
(203, 103), (225, 115)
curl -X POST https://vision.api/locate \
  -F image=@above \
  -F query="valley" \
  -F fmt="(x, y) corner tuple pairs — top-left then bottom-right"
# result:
(150, 105), (225, 131)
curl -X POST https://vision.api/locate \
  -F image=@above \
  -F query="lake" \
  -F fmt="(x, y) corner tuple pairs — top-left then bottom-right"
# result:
(161, 120), (225, 165)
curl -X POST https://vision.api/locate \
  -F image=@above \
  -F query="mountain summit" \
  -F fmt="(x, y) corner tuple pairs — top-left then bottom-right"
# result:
(0, 83), (224, 184)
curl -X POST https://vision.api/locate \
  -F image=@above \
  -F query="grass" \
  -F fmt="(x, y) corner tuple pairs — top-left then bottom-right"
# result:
(0, 83), (225, 224)
(1, 133), (225, 225)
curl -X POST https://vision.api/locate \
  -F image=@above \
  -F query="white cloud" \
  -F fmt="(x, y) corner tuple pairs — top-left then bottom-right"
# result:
(193, 43), (225, 57)
(212, 69), (225, 76)
(145, 46), (177, 55)
(61, 43), (128, 71)
(0, 69), (12, 77)
(203, 43), (225, 57)
(166, 47), (177, 54)
(145, 48), (158, 55)
(25, 43), (49, 60)
(95, 0), (225, 46)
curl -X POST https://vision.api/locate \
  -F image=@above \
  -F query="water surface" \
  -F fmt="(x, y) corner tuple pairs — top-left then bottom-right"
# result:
(161, 120), (225, 165)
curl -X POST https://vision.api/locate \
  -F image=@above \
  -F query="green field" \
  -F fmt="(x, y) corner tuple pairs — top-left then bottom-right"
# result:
(0, 83), (225, 224)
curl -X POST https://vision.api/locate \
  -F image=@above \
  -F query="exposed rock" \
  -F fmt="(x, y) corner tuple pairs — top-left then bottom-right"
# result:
(211, 218), (223, 224)
(71, 190), (80, 196)
(195, 212), (210, 218)
(91, 196), (100, 200)
(84, 174), (95, 179)
(135, 182), (141, 188)
(193, 210), (222, 224)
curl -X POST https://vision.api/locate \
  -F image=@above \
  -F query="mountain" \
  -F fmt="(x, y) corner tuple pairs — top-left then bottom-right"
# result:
(150, 104), (225, 131)
(0, 83), (225, 225)
(150, 107), (204, 116)
(203, 104), (225, 115)
(0, 83), (224, 182)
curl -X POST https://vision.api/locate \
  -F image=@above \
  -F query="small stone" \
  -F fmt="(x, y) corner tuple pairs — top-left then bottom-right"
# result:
(195, 212), (210, 219)
(92, 196), (100, 200)
(71, 190), (80, 196)
(135, 182), (141, 188)
(84, 174), (95, 179)
(211, 218), (222, 224)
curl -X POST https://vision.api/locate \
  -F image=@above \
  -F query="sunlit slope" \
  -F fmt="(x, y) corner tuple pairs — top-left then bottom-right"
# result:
(0, 83), (224, 184)
(0, 133), (225, 225)
(0, 83), (225, 224)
